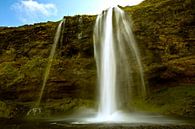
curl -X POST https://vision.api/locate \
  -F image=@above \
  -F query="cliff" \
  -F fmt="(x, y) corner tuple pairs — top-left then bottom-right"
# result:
(123, 0), (195, 117)
(0, 0), (194, 118)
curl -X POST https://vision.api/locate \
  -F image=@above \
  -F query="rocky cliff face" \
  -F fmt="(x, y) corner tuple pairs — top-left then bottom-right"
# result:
(0, 17), (97, 118)
(0, 0), (194, 118)
(124, 0), (195, 117)
(125, 0), (195, 82)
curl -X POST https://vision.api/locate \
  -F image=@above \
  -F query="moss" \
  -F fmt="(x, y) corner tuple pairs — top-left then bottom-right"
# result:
(133, 84), (195, 117)
(20, 57), (47, 79)
(0, 101), (10, 118)
(0, 0), (194, 118)
(0, 62), (23, 88)
(125, 0), (194, 61)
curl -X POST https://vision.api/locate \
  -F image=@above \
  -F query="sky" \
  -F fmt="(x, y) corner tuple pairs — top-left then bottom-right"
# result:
(0, 0), (144, 27)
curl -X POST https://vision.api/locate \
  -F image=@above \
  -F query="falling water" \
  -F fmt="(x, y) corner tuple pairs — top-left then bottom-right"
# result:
(27, 19), (65, 116)
(78, 16), (83, 40)
(93, 7), (146, 121)
(36, 19), (65, 107)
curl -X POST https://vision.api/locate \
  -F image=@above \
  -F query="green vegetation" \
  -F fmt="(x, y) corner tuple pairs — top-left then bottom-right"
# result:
(0, 0), (194, 118)
(133, 84), (195, 117)
(123, 0), (195, 118)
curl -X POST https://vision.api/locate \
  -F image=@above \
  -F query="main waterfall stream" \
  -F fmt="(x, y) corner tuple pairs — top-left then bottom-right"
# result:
(54, 7), (179, 124)
(93, 6), (145, 121)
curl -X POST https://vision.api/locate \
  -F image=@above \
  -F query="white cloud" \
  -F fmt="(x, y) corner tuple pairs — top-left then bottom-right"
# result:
(12, 0), (57, 23)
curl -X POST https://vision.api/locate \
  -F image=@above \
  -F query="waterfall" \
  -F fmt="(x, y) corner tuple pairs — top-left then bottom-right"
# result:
(78, 16), (83, 40)
(36, 19), (65, 107)
(27, 19), (65, 116)
(93, 7), (146, 121)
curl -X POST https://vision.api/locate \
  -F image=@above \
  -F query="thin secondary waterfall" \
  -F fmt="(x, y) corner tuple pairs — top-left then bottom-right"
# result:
(36, 19), (65, 107)
(93, 7), (146, 121)
(78, 16), (83, 40)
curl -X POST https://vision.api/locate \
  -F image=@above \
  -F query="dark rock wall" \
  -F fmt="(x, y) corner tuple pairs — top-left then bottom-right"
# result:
(124, 0), (195, 84)
(60, 15), (95, 58)
(123, 0), (195, 117)
(0, 17), (97, 117)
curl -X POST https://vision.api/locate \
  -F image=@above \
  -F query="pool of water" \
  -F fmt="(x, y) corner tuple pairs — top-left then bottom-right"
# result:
(0, 112), (194, 129)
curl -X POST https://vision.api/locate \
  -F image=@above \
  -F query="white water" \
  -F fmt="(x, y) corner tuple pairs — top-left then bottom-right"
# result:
(27, 19), (65, 116)
(93, 7), (146, 121)
(78, 16), (83, 40)
(98, 8), (117, 119)
(36, 19), (65, 107)
(51, 7), (179, 125)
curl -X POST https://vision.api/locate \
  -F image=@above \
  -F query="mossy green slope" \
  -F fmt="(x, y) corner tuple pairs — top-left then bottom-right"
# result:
(0, 0), (194, 118)
(0, 17), (97, 118)
(124, 0), (195, 117)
